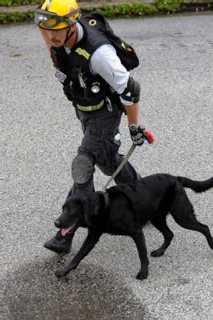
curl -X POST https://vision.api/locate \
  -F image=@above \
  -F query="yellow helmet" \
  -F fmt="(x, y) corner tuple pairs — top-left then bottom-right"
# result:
(35, 0), (81, 30)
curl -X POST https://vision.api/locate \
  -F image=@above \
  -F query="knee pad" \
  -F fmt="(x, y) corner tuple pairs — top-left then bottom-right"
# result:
(72, 153), (95, 184)
(120, 77), (141, 105)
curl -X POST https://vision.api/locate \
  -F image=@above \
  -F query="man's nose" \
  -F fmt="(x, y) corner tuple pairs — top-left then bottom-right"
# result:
(47, 30), (57, 38)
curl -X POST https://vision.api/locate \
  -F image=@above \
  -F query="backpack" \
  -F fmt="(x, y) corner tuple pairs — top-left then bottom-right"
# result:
(82, 13), (139, 71)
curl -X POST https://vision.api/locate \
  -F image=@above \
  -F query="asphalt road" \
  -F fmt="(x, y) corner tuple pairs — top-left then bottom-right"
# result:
(1, 12), (213, 320)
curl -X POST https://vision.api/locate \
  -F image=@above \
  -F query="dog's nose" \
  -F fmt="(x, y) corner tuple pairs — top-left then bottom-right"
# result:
(54, 219), (61, 228)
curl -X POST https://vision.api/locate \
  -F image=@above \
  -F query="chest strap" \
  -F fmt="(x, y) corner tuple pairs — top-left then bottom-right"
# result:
(76, 99), (104, 112)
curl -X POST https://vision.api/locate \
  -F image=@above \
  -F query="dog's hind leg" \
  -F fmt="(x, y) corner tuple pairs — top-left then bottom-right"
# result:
(150, 213), (174, 257)
(131, 230), (149, 280)
(170, 195), (213, 250)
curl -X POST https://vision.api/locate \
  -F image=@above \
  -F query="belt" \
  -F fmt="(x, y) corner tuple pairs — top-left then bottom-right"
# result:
(76, 100), (104, 112)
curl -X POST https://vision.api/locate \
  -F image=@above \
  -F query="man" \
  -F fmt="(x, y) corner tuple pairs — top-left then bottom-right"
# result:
(35, 0), (151, 254)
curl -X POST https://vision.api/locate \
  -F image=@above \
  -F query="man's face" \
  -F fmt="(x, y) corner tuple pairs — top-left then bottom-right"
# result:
(40, 27), (69, 49)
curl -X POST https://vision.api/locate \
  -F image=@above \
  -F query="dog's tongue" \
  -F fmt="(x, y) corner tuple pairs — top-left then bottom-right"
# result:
(61, 228), (71, 236)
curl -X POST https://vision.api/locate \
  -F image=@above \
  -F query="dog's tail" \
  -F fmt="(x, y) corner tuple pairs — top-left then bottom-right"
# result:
(178, 176), (213, 193)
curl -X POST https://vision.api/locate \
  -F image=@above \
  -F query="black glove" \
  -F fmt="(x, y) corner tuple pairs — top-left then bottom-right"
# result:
(129, 124), (146, 146)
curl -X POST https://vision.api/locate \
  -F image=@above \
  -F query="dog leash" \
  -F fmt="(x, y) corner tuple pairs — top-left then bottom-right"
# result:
(101, 130), (155, 192)
(102, 143), (136, 192)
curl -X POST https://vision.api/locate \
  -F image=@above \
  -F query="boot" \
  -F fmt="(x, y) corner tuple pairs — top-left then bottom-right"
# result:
(44, 231), (74, 254)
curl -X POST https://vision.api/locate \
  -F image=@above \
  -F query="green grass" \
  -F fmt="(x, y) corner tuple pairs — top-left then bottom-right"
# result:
(155, 0), (184, 13)
(0, 0), (40, 6)
(89, 3), (158, 17)
(0, 0), (212, 24)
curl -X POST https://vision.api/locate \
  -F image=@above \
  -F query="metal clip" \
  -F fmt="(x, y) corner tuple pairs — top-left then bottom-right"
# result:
(78, 72), (87, 89)
(105, 97), (113, 112)
(114, 133), (121, 146)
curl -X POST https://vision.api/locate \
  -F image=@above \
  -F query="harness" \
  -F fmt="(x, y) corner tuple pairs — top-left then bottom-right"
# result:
(51, 14), (121, 112)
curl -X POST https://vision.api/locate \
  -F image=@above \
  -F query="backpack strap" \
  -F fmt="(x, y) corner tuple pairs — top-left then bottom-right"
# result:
(80, 13), (139, 71)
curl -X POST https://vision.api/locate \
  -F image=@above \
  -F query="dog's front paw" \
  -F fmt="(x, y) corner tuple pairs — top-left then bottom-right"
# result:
(136, 268), (148, 280)
(55, 268), (68, 278)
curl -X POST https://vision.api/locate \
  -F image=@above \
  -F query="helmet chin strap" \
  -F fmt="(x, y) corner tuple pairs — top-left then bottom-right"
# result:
(63, 25), (76, 46)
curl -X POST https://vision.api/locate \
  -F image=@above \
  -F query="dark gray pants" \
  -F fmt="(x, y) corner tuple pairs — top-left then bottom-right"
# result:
(67, 104), (141, 197)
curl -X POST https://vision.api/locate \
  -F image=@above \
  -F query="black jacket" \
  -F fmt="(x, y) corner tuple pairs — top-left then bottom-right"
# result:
(51, 14), (121, 110)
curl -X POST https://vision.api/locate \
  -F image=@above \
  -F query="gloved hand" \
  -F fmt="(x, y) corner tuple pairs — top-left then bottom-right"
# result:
(129, 124), (146, 146)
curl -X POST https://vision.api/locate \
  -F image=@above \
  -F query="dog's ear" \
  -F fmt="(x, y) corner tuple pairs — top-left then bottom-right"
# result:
(83, 192), (108, 227)
(62, 195), (85, 220)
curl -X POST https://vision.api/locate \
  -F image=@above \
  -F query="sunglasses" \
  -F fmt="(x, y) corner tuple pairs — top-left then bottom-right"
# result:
(35, 8), (80, 29)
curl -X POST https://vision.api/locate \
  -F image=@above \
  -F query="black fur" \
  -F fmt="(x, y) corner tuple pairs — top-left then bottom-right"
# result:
(54, 174), (213, 279)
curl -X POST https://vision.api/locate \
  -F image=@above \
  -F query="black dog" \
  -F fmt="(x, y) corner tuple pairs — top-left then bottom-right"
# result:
(54, 174), (213, 280)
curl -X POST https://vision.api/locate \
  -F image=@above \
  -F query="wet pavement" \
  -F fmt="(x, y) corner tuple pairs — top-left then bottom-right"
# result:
(3, 259), (147, 320)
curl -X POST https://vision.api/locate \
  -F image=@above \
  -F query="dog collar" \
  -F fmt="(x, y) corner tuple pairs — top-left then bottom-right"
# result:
(103, 191), (110, 212)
